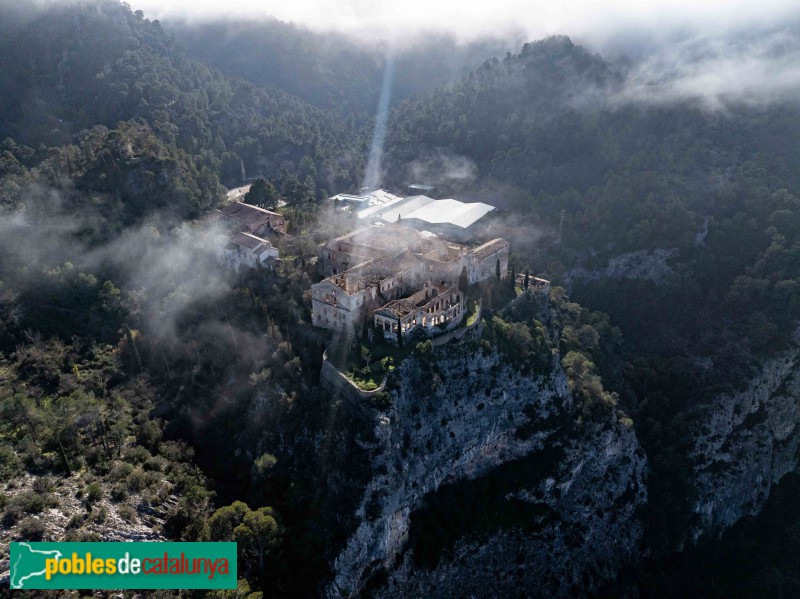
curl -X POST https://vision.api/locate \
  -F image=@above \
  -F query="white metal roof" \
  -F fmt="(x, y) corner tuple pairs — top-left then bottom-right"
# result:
(378, 195), (440, 223)
(331, 188), (401, 207)
(356, 194), (421, 219)
(360, 195), (496, 230)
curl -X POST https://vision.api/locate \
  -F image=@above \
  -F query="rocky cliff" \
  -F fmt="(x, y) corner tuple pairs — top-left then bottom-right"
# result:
(326, 302), (648, 597)
(690, 327), (800, 539)
(565, 248), (679, 286)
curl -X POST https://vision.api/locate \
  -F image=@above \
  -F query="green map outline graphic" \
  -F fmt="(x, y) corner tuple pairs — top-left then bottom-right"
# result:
(11, 542), (63, 589)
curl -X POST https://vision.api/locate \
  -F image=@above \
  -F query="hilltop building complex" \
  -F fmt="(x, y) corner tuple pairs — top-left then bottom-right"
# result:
(311, 224), (508, 336)
(214, 200), (286, 272)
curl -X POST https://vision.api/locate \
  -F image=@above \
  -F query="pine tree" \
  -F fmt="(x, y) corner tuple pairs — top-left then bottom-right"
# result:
(459, 265), (468, 291)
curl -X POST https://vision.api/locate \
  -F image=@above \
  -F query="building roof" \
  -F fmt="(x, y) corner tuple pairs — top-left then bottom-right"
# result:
(330, 193), (368, 203)
(369, 189), (402, 205)
(332, 250), (419, 293)
(356, 194), (420, 219)
(359, 195), (496, 230)
(220, 202), (283, 226)
(226, 185), (251, 201)
(382, 195), (439, 222)
(330, 189), (401, 207)
(230, 232), (272, 252)
(401, 199), (495, 229)
(471, 238), (509, 260)
(375, 298), (418, 319)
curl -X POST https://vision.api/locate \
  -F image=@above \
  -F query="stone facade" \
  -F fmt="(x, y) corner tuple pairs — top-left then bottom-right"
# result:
(374, 282), (464, 341)
(216, 231), (279, 272)
(311, 225), (508, 334)
(515, 273), (552, 295)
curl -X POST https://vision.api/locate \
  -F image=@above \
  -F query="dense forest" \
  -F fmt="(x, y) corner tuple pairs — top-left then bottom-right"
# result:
(382, 35), (800, 568)
(1, 0), (800, 596)
(170, 19), (518, 115)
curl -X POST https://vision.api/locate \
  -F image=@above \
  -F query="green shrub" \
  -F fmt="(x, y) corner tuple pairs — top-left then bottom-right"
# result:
(16, 517), (47, 541)
(123, 445), (153, 464)
(66, 514), (85, 529)
(14, 490), (57, 514)
(32, 476), (53, 494)
(85, 482), (103, 505)
(89, 505), (108, 524)
(413, 340), (433, 358)
(126, 468), (147, 493)
(110, 483), (128, 502)
(119, 504), (137, 523)
(0, 445), (21, 477)
(143, 456), (167, 472)
(109, 462), (135, 481)
(2, 504), (24, 526)
(142, 470), (161, 489)
(369, 391), (393, 411)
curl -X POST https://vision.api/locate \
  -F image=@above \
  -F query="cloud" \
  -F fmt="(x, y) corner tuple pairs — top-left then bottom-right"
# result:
(614, 28), (800, 109)
(0, 182), (231, 345)
(119, 0), (800, 109)
(82, 218), (231, 340)
(407, 150), (478, 186)
(130, 0), (799, 46)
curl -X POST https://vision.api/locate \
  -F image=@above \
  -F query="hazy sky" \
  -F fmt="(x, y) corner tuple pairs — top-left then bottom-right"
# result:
(133, 0), (800, 43)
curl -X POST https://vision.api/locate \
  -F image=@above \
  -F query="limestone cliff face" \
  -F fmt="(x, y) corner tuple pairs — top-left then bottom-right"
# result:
(690, 330), (800, 539)
(326, 327), (647, 597)
(565, 248), (679, 286)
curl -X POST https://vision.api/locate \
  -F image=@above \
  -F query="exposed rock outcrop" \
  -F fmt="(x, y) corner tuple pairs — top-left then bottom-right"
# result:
(566, 248), (678, 286)
(327, 304), (648, 597)
(690, 329), (800, 538)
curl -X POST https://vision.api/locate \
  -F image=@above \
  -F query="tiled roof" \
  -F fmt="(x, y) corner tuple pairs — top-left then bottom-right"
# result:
(220, 202), (282, 225)
(471, 238), (509, 260)
(230, 232), (271, 251)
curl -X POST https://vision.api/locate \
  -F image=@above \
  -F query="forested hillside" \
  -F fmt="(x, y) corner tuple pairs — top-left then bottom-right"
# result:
(382, 34), (800, 594)
(1, 1), (800, 596)
(171, 18), (517, 114)
(382, 37), (800, 424)
(0, 0), (367, 194)
(0, 1), (372, 594)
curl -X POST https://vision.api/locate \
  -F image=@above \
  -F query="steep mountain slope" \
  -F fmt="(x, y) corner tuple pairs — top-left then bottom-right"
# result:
(324, 292), (646, 598)
(2, 3), (800, 597)
(170, 19), (518, 114)
(0, 0), (367, 193)
(381, 32), (800, 595)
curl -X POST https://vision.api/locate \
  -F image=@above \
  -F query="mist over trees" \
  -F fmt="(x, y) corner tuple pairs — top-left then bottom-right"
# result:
(169, 18), (519, 115)
(1, 0), (799, 596)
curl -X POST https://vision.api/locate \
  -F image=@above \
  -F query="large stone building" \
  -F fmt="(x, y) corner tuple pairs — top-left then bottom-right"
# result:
(374, 282), (465, 341)
(217, 201), (287, 236)
(311, 225), (508, 334)
(216, 232), (280, 272)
